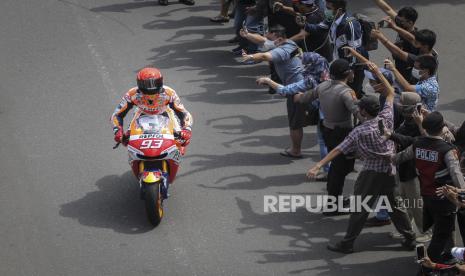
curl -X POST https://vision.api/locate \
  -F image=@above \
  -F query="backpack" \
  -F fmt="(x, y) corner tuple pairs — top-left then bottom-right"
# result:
(347, 13), (378, 51)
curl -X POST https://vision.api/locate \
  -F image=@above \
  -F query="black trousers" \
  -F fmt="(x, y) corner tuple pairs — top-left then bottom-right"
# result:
(423, 197), (457, 263)
(349, 64), (366, 100)
(321, 125), (354, 202)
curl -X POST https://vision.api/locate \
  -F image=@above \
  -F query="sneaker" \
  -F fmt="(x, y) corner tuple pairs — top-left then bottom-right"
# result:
(389, 232), (403, 239)
(210, 15), (229, 23)
(327, 242), (354, 254)
(365, 216), (392, 227)
(415, 231), (432, 243)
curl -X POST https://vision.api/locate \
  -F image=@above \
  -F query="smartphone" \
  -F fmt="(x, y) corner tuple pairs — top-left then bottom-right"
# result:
(378, 20), (388, 29)
(416, 103), (422, 113)
(378, 120), (385, 135)
(416, 244), (425, 263)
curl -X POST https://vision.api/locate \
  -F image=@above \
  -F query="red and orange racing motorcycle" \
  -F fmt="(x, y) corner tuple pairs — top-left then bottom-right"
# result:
(114, 110), (185, 227)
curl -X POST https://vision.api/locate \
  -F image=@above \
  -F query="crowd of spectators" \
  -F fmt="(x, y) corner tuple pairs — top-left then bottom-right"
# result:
(206, 0), (465, 274)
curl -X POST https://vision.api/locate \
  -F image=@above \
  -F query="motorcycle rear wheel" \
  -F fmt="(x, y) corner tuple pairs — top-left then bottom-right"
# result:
(144, 182), (164, 227)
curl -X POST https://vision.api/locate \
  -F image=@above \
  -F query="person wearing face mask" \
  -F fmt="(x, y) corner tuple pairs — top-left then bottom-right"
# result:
(373, 1), (420, 83)
(395, 112), (465, 264)
(289, 0), (367, 99)
(274, 0), (331, 61)
(242, 25), (307, 159)
(372, 28), (438, 83)
(386, 55), (439, 112)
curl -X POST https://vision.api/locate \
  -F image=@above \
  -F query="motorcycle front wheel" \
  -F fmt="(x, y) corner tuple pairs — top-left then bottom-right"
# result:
(144, 182), (164, 227)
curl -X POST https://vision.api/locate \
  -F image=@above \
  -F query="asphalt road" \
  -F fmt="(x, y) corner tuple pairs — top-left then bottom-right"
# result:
(1, 0), (464, 275)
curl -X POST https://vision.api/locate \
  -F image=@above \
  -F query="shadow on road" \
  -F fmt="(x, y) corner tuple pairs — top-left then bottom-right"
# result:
(207, 115), (289, 135)
(180, 152), (295, 177)
(59, 171), (154, 234)
(438, 99), (465, 114)
(90, 0), (215, 13)
(199, 173), (309, 190)
(223, 132), (318, 150)
(235, 197), (418, 275)
(146, 36), (274, 106)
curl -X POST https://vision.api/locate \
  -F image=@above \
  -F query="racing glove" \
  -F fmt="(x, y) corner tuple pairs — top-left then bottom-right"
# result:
(179, 128), (192, 146)
(113, 126), (124, 143)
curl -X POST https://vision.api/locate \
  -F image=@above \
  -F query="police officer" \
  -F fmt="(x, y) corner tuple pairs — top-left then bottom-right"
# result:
(395, 112), (465, 264)
(295, 59), (363, 215)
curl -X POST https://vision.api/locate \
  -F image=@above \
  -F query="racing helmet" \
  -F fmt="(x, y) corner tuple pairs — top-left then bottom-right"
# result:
(136, 67), (163, 95)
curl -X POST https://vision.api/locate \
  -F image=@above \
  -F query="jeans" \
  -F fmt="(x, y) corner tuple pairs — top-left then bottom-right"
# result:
(317, 121), (329, 173)
(234, 3), (264, 53)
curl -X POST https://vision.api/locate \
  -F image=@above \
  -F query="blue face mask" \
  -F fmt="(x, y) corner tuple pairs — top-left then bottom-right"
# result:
(324, 9), (335, 21)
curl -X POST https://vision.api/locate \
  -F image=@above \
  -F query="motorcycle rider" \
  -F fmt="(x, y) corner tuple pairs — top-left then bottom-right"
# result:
(111, 67), (193, 150)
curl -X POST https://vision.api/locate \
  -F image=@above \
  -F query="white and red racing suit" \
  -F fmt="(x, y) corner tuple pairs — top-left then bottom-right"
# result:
(111, 85), (193, 134)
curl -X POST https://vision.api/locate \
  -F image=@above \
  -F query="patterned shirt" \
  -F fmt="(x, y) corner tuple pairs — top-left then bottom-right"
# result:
(305, 13), (364, 62)
(415, 76), (439, 112)
(276, 52), (330, 96)
(337, 102), (396, 174)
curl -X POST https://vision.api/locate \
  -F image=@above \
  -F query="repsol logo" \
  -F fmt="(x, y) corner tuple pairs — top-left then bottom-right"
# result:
(139, 134), (163, 139)
(416, 148), (438, 162)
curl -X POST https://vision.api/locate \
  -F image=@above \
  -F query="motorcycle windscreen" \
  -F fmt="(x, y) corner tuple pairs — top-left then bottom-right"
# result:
(137, 114), (171, 134)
